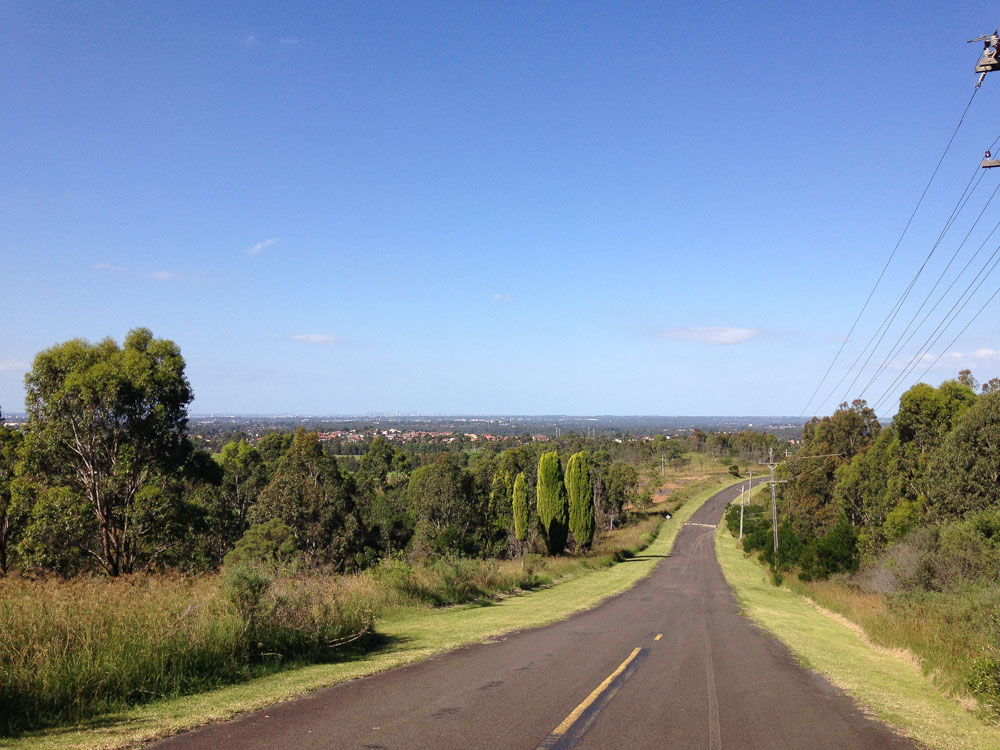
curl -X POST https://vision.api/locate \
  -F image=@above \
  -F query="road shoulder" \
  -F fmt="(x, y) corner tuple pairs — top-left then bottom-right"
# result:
(7, 480), (736, 750)
(714, 518), (1000, 750)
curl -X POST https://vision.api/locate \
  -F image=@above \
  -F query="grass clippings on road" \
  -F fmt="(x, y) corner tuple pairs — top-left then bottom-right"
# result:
(4, 477), (737, 750)
(714, 520), (1000, 750)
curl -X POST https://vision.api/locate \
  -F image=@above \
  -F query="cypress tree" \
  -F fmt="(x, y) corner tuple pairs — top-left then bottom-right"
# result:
(512, 472), (529, 546)
(566, 451), (595, 549)
(536, 451), (568, 554)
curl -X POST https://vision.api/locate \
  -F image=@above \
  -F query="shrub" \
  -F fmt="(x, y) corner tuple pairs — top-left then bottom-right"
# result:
(223, 520), (300, 569)
(798, 518), (858, 581)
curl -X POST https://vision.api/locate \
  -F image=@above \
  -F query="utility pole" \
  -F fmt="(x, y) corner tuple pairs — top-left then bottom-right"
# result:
(767, 448), (779, 553)
(739, 483), (745, 541)
(765, 448), (789, 554)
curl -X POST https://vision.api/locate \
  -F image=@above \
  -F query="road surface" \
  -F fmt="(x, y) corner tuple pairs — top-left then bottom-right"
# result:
(151, 483), (915, 749)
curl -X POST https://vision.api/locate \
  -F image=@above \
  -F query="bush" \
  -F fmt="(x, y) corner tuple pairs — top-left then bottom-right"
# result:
(223, 520), (300, 569)
(221, 564), (273, 642)
(798, 518), (858, 581)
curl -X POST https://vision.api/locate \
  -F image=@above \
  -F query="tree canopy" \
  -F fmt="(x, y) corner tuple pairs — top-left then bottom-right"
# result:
(536, 451), (568, 554)
(22, 328), (193, 575)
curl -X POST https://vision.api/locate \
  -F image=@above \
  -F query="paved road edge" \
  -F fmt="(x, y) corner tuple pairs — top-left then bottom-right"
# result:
(713, 512), (1000, 750)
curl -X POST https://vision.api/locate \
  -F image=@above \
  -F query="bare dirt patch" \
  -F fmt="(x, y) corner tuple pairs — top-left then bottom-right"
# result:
(651, 476), (709, 504)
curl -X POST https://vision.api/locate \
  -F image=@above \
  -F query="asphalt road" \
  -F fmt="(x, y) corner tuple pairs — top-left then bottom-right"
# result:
(151, 483), (916, 749)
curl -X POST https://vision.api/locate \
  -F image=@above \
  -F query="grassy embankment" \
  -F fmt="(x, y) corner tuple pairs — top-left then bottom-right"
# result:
(715, 496), (1000, 750)
(2, 472), (736, 750)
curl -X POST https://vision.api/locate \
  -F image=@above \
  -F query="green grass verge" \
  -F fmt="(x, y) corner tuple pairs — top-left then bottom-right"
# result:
(4, 477), (738, 750)
(714, 517), (1000, 750)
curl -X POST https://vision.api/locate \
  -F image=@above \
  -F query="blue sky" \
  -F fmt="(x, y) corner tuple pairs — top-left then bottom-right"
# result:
(2, 1), (999, 417)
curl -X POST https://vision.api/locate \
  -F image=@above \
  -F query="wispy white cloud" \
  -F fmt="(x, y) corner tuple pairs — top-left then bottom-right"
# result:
(492, 293), (511, 303)
(658, 326), (760, 345)
(292, 333), (340, 345)
(0, 359), (29, 372)
(247, 237), (277, 255)
(147, 270), (178, 281)
(280, 37), (300, 45)
(245, 34), (259, 47)
(916, 348), (1000, 369)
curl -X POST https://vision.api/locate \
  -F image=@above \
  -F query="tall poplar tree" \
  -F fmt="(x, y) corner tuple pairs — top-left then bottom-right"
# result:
(511, 472), (528, 547)
(536, 452), (568, 554)
(566, 451), (595, 549)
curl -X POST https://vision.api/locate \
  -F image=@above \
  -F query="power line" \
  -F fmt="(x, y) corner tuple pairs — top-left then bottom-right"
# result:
(872, 249), (1000, 412)
(908, 284), (1000, 387)
(830, 164), (997, 410)
(799, 87), (980, 418)
(865, 220), (1000, 406)
(858, 178), (1000, 398)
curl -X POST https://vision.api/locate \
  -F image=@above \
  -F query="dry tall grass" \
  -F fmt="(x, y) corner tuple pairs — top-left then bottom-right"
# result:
(789, 576), (1000, 719)
(0, 570), (372, 736)
(0, 510), (668, 737)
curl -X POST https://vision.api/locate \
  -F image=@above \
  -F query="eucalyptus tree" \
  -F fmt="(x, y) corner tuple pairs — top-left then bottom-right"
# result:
(22, 328), (193, 576)
(250, 427), (363, 570)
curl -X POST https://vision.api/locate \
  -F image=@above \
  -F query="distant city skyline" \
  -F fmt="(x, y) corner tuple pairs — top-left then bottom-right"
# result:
(3, 2), (999, 418)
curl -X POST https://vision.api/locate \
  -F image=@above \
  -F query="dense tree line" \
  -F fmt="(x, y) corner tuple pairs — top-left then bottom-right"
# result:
(0, 331), (650, 578)
(732, 370), (1000, 586)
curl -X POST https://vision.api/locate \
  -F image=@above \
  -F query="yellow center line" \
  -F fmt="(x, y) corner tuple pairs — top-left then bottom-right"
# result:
(654, 633), (662, 641)
(551, 647), (642, 736)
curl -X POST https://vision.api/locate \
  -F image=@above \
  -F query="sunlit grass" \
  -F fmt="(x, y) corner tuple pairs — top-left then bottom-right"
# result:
(1, 475), (739, 750)
(715, 517), (1000, 749)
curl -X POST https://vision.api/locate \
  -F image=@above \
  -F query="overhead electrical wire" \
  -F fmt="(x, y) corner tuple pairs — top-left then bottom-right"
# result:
(856, 178), (1000, 399)
(816, 153), (988, 413)
(871, 247), (1000, 412)
(855, 133), (1000, 399)
(798, 86), (980, 418)
(907, 283), (1000, 391)
(863, 212), (1000, 403)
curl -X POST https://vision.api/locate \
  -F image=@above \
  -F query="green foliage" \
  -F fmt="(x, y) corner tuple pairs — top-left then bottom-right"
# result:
(0, 422), (24, 575)
(834, 427), (894, 562)
(727, 464), (740, 478)
(217, 439), (268, 541)
(15, 485), (94, 576)
(969, 654), (1000, 721)
(926, 391), (1000, 520)
(221, 564), (274, 640)
(757, 521), (803, 572)
(566, 451), (595, 549)
(635, 488), (653, 509)
(601, 462), (637, 528)
(928, 510), (1000, 590)
(356, 438), (412, 554)
(250, 428), (364, 570)
(223, 520), (300, 569)
(21, 328), (194, 576)
(405, 452), (480, 557)
(786, 399), (879, 539)
(882, 499), (920, 542)
(373, 555), (544, 607)
(535, 451), (568, 554)
(797, 517), (858, 581)
(512, 472), (529, 543)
